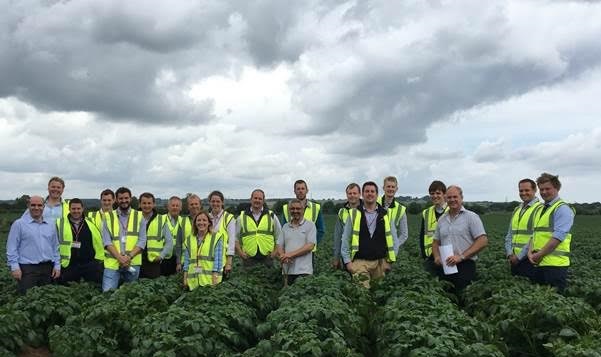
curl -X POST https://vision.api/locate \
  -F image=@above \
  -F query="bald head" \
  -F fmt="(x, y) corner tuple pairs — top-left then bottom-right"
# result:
(28, 196), (45, 220)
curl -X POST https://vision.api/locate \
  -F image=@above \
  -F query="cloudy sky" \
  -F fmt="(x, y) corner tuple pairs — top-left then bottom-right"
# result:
(1, 0), (600, 203)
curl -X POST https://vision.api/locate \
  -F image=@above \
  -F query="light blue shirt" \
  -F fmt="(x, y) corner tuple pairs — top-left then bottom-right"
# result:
(21, 198), (66, 223)
(6, 213), (61, 271)
(545, 196), (574, 242)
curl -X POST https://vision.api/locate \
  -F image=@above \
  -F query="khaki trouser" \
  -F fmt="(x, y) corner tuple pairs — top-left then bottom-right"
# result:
(349, 258), (388, 288)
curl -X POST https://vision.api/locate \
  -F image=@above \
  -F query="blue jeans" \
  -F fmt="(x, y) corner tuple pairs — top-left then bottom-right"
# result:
(102, 266), (140, 292)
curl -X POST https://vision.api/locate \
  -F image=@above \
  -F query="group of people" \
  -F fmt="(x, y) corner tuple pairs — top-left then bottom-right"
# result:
(5, 172), (574, 295)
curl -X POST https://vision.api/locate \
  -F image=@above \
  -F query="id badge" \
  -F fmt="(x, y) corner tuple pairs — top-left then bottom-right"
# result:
(194, 267), (203, 274)
(72, 241), (82, 249)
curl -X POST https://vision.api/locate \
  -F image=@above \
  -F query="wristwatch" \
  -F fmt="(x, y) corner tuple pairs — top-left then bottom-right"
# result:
(459, 254), (465, 261)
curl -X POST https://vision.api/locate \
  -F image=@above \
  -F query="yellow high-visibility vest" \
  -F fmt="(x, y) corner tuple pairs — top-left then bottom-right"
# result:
(510, 201), (542, 256)
(239, 210), (275, 256)
(104, 210), (143, 269)
(349, 208), (396, 262)
(421, 206), (449, 258)
(184, 232), (223, 290)
(532, 200), (574, 267)
(56, 217), (104, 267)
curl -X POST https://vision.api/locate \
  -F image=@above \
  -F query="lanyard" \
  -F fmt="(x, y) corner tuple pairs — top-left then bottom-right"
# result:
(71, 221), (84, 242)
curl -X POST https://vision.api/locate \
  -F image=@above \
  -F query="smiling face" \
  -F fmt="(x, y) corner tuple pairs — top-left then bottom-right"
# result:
(518, 182), (536, 203)
(194, 212), (211, 235)
(28, 196), (44, 220)
(383, 180), (397, 199)
(167, 198), (182, 217)
(250, 190), (265, 211)
(101, 193), (115, 211)
(445, 187), (463, 212)
(346, 186), (361, 206)
(538, 181), (559, 203)
(69, 202), (84, 220)
(139, 196), (155, 215)
(294, 182), (308, 200)
(429, 189), (445, 206)
(48, 180), (64, 200)
(188, 197), (202, 216)
(288, 201), (304, 222)
(117, 192), (131, 211)
(362, 184), (378, 205)
(209, 195), (223, 214)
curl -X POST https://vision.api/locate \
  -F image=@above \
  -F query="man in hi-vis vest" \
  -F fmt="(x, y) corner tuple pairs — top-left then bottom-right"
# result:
(528, 173), (574, 292)
(101, 187), (147, 291)
(236, 189), (282, 268)
(504, 179), (541, 279)
(341, 181), (398, 288)
(57, 198), (105, 284)
(419, 180), (447, 275)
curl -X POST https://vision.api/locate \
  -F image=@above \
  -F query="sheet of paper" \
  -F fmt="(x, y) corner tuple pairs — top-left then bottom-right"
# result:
(440, 244), (458, 275)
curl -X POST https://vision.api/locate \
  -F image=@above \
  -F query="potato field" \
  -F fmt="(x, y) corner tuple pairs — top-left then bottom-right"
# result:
(1, 213), (600, 356)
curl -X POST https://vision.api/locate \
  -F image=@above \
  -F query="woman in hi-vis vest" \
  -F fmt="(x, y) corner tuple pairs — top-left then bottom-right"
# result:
(182, 212), (225, 290)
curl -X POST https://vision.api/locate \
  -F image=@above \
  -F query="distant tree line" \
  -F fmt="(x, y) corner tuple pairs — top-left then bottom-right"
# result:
(2, 195), (600, 216)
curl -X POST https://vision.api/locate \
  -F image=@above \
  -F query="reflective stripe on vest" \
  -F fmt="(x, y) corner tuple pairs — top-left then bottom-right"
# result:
(377, 196), (406, 226)
(185, 232), (223, 290)
(349, 208), (396, 262)
(510, 201), (542, 256)
(532, 200), (573, 267)
(283, 201), (321, 223)
(57, 217), (104, 268)
(146, 214), (166, 261)
(239, 210), (275, 256)
(422, 206), (448, 258)
(104, 210), (142, 269)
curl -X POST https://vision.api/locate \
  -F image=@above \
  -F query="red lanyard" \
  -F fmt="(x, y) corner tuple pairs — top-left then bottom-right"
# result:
(71, 221), (84, 242)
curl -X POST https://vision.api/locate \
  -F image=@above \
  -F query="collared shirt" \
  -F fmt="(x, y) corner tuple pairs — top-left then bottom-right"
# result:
(43, 198), (66, 222)
(504, 198), (539, 258)
(210, 210), (236, 256)
(277, 219), (316, 275)
(434, 206), (486, 260)
(543, 196), (574, 242)
(6, 213), (61, 271)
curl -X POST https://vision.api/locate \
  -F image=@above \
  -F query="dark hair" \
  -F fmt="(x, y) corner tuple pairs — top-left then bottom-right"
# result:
(192, 211), (213, 236)
(251, 189), (265, 199)
(428, 180), (447, 194)
(69, 198), (84, 208)
(115, 187), (132, 197)
(208, 190), (224, 202)
(518, 178), (536, 190)
(362, 181), (378, 194)
(100, 189), (115, 199)
(346, 182), (361, 193)
(537, 173), (561, 190)
(294, 179), (307, 189)
(139, 192), (155, 203)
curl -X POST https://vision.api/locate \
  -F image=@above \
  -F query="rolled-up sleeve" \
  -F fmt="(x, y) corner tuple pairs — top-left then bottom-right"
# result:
(551, 205), (574, 242)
